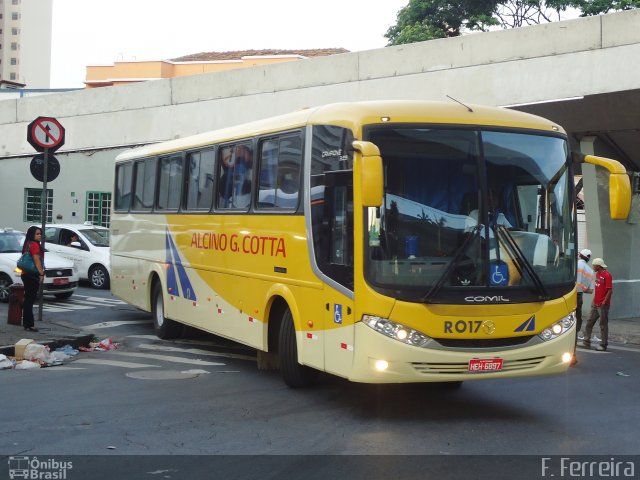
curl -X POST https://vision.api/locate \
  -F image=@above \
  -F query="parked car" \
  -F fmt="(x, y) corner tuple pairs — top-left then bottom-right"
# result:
(0, 228), (79, 302)
(37, 223), (111, 289)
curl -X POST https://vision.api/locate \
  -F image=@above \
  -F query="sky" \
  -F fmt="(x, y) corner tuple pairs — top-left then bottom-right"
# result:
(50, 0), (409, 88)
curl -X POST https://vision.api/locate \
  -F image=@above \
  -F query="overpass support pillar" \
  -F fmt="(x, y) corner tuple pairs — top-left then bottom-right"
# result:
(580, 137), (640, 319)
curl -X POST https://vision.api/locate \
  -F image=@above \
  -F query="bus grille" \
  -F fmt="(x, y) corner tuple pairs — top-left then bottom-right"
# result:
(411, 356), (545, 375)
(432, 336), (534, 349)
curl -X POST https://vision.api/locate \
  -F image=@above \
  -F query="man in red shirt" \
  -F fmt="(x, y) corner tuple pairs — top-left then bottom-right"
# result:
(582, 257), (613, 351)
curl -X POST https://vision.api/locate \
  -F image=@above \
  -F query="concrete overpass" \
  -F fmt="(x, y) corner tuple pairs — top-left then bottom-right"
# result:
(1, 9), (639, 317)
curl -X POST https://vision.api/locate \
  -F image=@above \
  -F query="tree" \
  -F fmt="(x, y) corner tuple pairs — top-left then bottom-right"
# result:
(573, 0), (640, 15)
(386, 0), (640, 45)
(385, 0), (499, 43)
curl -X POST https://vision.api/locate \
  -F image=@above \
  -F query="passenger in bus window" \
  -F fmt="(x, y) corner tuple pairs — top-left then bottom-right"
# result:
(233, 145), (253, 207)
(219, 145), (253, 208)
(219, 147), (234, 207)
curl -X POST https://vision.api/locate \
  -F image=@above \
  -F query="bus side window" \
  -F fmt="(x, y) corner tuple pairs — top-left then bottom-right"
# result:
(276, 135), (302, 208)
(186, 148), (215, 211)
(115, 162), (133, 212)
(258, 139), (279, 208)
(257, 133), (302, 210)
(157, 154), (183, 211)
(217, 143), (253, 210)
(133, 157), (157, 211)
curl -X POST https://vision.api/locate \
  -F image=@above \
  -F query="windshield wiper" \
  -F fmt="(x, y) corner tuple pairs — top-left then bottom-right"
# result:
(494, 225), (549, 300)
(421, 225), (482, 303)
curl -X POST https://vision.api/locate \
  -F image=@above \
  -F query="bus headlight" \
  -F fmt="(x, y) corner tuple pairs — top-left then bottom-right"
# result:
(362, 315), (431, 347)
(538, 313), (576, 342)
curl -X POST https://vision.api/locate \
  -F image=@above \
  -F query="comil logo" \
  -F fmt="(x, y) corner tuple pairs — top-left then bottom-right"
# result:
(8, 456), (73, 479)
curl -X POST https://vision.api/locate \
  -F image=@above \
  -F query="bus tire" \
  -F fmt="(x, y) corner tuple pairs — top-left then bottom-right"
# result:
(151, 282), (182, 339)
(278, 308), (318, 388)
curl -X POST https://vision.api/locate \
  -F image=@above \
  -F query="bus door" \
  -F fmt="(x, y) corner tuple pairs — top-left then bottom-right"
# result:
(319, 169), (356, 376)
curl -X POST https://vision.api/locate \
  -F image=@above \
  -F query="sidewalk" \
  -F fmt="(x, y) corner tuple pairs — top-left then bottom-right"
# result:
(603, 317), (640, 346)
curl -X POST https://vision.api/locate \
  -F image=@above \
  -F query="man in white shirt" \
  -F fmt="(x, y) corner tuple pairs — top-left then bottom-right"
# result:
(573, 248), (594, 365)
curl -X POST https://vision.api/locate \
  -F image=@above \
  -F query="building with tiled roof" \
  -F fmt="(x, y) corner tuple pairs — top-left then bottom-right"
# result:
(85, 48), (349, 88)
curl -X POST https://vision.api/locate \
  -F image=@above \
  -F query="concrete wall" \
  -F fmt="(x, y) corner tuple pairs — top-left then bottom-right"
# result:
(1, 10), (639, 316)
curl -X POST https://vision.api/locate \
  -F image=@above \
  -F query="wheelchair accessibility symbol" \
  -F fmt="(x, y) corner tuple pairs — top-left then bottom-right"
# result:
(490, 261), (509, 286)
(334, 304), (342, 324)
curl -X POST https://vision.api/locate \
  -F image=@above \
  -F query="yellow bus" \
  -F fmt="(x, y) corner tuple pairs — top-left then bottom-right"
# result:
(111, 100), (631, 387)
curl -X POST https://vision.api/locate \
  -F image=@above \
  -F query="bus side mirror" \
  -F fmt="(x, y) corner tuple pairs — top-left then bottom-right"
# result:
(353, 141), (383, 207)
(608, 174), (632, 220)
(573, 153), (631, 220)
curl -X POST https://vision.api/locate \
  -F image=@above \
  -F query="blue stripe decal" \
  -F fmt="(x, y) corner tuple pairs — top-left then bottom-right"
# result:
(514, 316), (536, 332)
(165, 230), (179, 296)
(167, 229), (197, 301)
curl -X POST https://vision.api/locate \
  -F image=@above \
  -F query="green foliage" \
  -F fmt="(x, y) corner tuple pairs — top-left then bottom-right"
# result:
(572, 0), (640, 15)
(386, 0), (639, 45)
(385, 0), (499, 45)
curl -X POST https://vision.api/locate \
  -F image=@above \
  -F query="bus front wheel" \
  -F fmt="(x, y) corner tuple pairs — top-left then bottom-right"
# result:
(278, 308), (318, 388)
(151, 282), (182, 339)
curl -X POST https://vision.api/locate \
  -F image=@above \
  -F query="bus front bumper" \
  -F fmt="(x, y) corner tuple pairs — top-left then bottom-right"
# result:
(347, 322), (575, 384)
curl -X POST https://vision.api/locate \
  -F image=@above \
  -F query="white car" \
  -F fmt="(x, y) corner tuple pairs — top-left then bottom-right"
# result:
(39, 223), (111, 289)
(0, 228), (79, 302)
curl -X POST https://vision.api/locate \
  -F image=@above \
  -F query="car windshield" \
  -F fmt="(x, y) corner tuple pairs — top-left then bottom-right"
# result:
(365, 127), (574, 304)
(80, 228), (110, 247)
(0, 232), (26, 253)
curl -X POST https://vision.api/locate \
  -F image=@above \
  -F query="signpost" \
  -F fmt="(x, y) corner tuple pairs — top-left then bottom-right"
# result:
(27, 116), (65, 323)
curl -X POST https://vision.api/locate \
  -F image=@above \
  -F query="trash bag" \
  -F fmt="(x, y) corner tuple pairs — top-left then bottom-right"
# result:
(93, 338), (118, 351)
(49, 351), (70, 362)
(23, 343), (51, 363)
(55, 345), (79, 356)
(0, 354), (15, 370)
(15, 360), (40, 369)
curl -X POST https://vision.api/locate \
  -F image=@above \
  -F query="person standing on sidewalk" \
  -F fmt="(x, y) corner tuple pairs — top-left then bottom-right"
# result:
(582, 258), (613, 352)
(576, 249), (594, 336)
(20, 226), (45, 332)
(572, 249), (594, 365)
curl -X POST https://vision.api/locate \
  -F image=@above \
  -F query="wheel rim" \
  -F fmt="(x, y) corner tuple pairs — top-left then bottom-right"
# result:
(91, 268), (105, 287)
(0, 277), (10, 302)
(155, 294), (164, 327)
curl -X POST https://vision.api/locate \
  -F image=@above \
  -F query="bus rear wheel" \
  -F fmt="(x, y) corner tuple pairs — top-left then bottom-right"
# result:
(151, 282), (182, 339)
(278, 307), (318, 388)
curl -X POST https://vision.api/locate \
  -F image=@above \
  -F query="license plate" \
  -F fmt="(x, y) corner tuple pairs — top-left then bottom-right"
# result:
(468, 358), (503, 372)
(53, 278), (69, 286)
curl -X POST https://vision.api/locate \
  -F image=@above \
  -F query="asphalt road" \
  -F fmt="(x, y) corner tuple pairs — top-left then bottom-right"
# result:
(1, 285), (639, 479)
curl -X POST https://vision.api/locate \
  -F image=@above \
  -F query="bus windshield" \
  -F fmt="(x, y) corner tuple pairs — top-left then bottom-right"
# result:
(365, 127), (574, 304)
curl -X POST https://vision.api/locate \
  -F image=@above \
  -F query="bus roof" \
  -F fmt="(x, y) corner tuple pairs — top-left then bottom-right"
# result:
(115, 100), (566, 163)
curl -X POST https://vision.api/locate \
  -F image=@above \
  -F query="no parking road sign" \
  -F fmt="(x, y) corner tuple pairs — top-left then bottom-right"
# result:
(27, 116), (65, 152)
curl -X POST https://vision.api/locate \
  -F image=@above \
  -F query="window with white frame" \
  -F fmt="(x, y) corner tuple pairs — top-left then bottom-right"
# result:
(86, 191), (112, 227)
